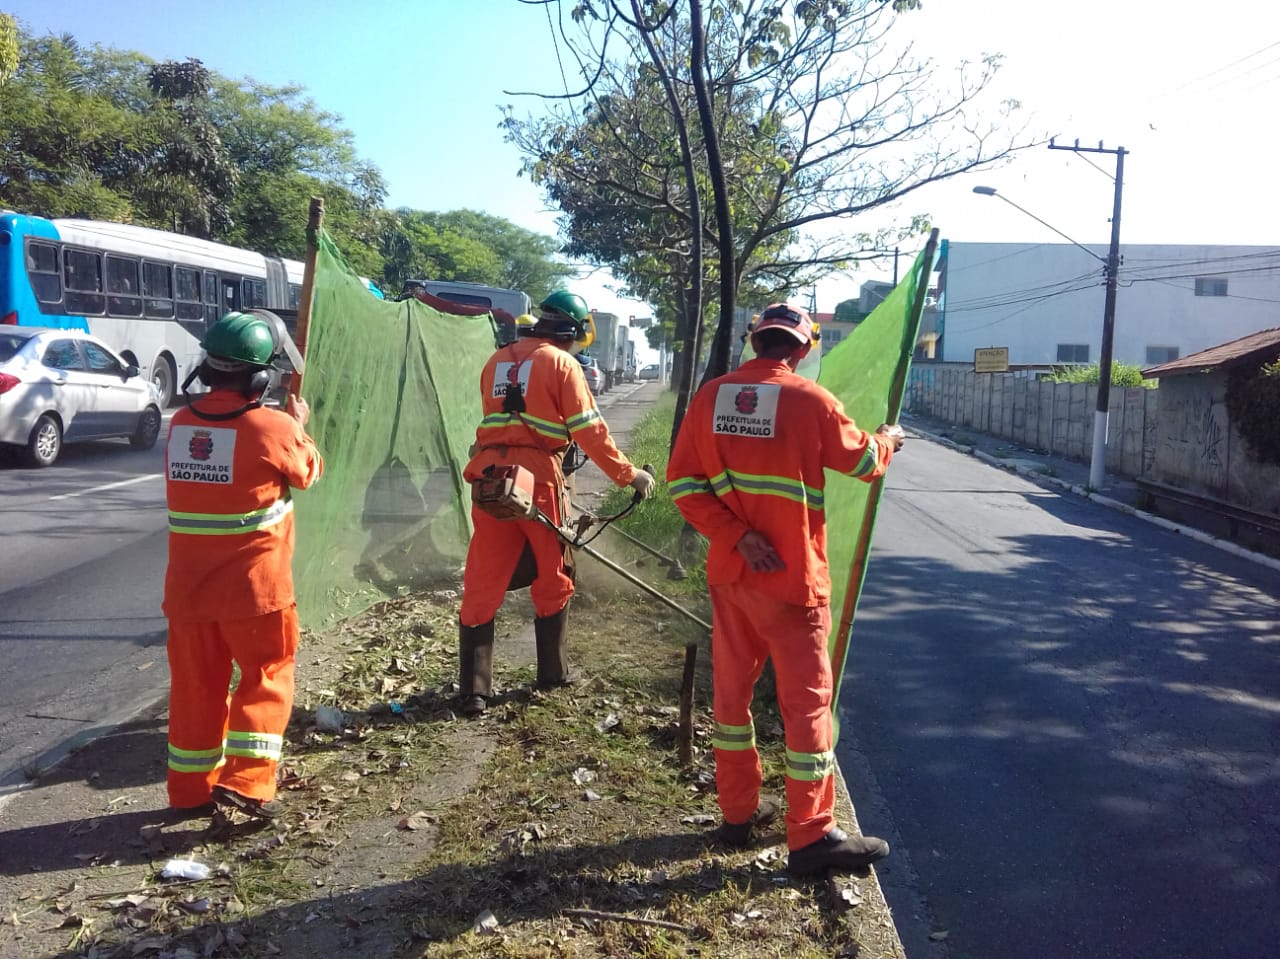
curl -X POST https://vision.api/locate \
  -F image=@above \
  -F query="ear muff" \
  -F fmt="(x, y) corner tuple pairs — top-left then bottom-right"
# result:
(579, 314), (596, 349)
(245, 368), (273, 399)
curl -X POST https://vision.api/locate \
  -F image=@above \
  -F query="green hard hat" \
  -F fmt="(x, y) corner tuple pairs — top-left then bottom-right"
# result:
(539, 290), (590, 325)
(201, 312), (277, 367)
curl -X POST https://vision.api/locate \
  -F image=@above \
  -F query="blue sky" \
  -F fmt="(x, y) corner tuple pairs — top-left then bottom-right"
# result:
(6, 0), (1279, 321)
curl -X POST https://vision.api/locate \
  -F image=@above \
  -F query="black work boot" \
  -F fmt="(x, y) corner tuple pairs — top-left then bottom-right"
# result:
(786, 827), (890, 876)
(710, 796), (781, 849)
(458, 620), (495, 717)
(534, 606), (572, 689)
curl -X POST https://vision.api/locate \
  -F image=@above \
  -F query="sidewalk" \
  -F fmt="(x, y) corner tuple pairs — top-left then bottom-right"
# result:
(903, 411), (1280, 574)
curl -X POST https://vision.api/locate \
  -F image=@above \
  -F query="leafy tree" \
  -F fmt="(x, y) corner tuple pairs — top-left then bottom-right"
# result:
(379, 209), (573, 301)
(0, 13), (19, 85)
(0, 33), (142, 219)
(133, 58), (238, 237)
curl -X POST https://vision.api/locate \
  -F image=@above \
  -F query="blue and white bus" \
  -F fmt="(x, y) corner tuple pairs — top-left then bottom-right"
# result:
(0, 211), (352, 406)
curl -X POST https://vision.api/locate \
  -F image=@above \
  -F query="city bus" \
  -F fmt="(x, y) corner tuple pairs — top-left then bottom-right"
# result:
(0, 212), (379, 406)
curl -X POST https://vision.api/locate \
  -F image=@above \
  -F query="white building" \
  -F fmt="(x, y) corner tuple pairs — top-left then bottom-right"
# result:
(935, 241), (1280, 367)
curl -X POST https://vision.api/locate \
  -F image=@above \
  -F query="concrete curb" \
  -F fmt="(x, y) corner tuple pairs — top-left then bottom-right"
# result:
(911, 425), (1280, 575)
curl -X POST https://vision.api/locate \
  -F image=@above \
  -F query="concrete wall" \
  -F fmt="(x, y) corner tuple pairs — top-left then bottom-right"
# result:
(904, 364), (1157, 479)
(1149, 372), (1280, 516)
(905, 363), (1280, 519)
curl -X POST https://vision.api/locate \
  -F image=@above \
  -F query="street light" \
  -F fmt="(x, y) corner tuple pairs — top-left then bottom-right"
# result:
(972, 184), (1123, 490)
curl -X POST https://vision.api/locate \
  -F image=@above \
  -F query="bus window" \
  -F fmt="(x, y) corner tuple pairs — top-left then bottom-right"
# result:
(221, 277), (241, 313)
(63, 249), (105, 315)
(26, 241), (62, 304)
(143, 261), (174, 318)
(175, 267), (202, 321)
(105, 255), (143, 317)
(242, 277), (266, 309)
(288, 283), (302, 309)
(203, 271), (219, 327)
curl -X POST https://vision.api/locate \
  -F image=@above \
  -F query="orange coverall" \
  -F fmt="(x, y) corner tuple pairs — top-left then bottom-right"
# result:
(460, 337), (637, 625)
(667, 357), (894, 850)
(163, 390), (323, 808)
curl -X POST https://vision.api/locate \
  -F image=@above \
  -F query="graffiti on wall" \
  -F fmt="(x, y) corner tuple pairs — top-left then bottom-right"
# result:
(1162, 391), (1228, 491)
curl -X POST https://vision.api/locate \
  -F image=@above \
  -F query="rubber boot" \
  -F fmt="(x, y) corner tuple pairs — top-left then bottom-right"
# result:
(534, 606), (572, 689)
(458, 620), (495, 716)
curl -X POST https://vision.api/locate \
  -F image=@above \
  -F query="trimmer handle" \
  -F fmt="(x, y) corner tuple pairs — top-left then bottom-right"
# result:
(631, 463), (656, 505)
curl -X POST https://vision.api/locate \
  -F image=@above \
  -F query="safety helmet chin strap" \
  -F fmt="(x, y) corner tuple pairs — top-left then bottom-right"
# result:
(181, 364), (271, 422)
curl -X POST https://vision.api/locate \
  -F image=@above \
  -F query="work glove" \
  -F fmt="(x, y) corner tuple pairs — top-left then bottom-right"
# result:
(629, 467), (657, 501)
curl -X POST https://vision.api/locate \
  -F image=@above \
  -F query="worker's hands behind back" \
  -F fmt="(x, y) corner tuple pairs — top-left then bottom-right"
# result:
(876, 423), (906, 451)
(736, 529), (785, 574)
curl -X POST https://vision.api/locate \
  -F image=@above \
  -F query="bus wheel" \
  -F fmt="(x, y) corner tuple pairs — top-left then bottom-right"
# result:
(25, 414), (62, 468)
(150, 355), (176, 408)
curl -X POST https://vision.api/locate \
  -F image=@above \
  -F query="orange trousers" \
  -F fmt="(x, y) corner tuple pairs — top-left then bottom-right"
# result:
(459, 506), (574, 626)
(709, 581), (836, 850)
(165, 605), (299, 808)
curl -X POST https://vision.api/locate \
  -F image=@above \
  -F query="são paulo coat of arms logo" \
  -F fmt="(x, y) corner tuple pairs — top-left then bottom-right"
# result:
(734, 386), (759, 415)
(189, 429), (214, 461)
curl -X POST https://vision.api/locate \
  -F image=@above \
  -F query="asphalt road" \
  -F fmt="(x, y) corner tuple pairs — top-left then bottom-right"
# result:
(0, 434), (170, 798)
(838, 434), (1280, 959)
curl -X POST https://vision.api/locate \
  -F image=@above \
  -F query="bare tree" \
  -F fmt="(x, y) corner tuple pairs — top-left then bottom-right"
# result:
(505, 0), (1031, 433)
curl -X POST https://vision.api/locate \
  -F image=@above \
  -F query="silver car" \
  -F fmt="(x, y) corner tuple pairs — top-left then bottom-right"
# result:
(0, 327), (163, 467)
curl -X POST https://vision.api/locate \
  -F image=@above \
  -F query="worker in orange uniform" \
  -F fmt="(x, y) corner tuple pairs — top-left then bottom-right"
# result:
(458, 290), (655, 716)
(667, 302), (905, 876)
(163, 311), (323, 821)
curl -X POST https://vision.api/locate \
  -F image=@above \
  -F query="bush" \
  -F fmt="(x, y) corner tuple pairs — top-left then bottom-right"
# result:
(1043, 361), (1153, 388)
(1225, 360), (1280, 466)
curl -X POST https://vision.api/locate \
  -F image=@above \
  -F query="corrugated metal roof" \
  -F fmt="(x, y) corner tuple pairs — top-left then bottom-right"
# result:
(1142, 327), (1280, 379)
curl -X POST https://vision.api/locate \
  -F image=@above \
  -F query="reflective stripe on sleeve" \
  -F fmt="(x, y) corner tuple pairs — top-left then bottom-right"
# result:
(167, 742), (225, 773)
(712, 720), (756, 752)
(785, 747), (836, 782)
(849, 437), (880, 478)
(168, 496), (293, 536)
(566, 408), (602, 432)
(224, 730), (284, 761)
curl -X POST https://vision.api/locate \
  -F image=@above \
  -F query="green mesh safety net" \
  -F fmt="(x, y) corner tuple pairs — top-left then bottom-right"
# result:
(292, 230), (497, 627)
(817, 242), (937, 729)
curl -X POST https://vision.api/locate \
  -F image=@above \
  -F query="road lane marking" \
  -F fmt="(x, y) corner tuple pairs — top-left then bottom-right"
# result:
(49, 474), (161, 501)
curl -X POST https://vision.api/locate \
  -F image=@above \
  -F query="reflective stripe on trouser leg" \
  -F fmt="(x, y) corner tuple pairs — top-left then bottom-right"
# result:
(215, 605), (300, 803)
(708, 584), (771, 827)
(714, 582), (837, 850)
(166, 620), (235, 808)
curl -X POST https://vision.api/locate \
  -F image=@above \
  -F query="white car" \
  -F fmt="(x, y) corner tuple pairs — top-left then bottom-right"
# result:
(638, 363), (661, 380)
(576, 354), (605, 395)
(0, 327), (163, 467)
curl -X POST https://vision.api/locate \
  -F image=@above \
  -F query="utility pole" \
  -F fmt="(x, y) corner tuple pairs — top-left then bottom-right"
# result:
(1048, 138), (1127, 490)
